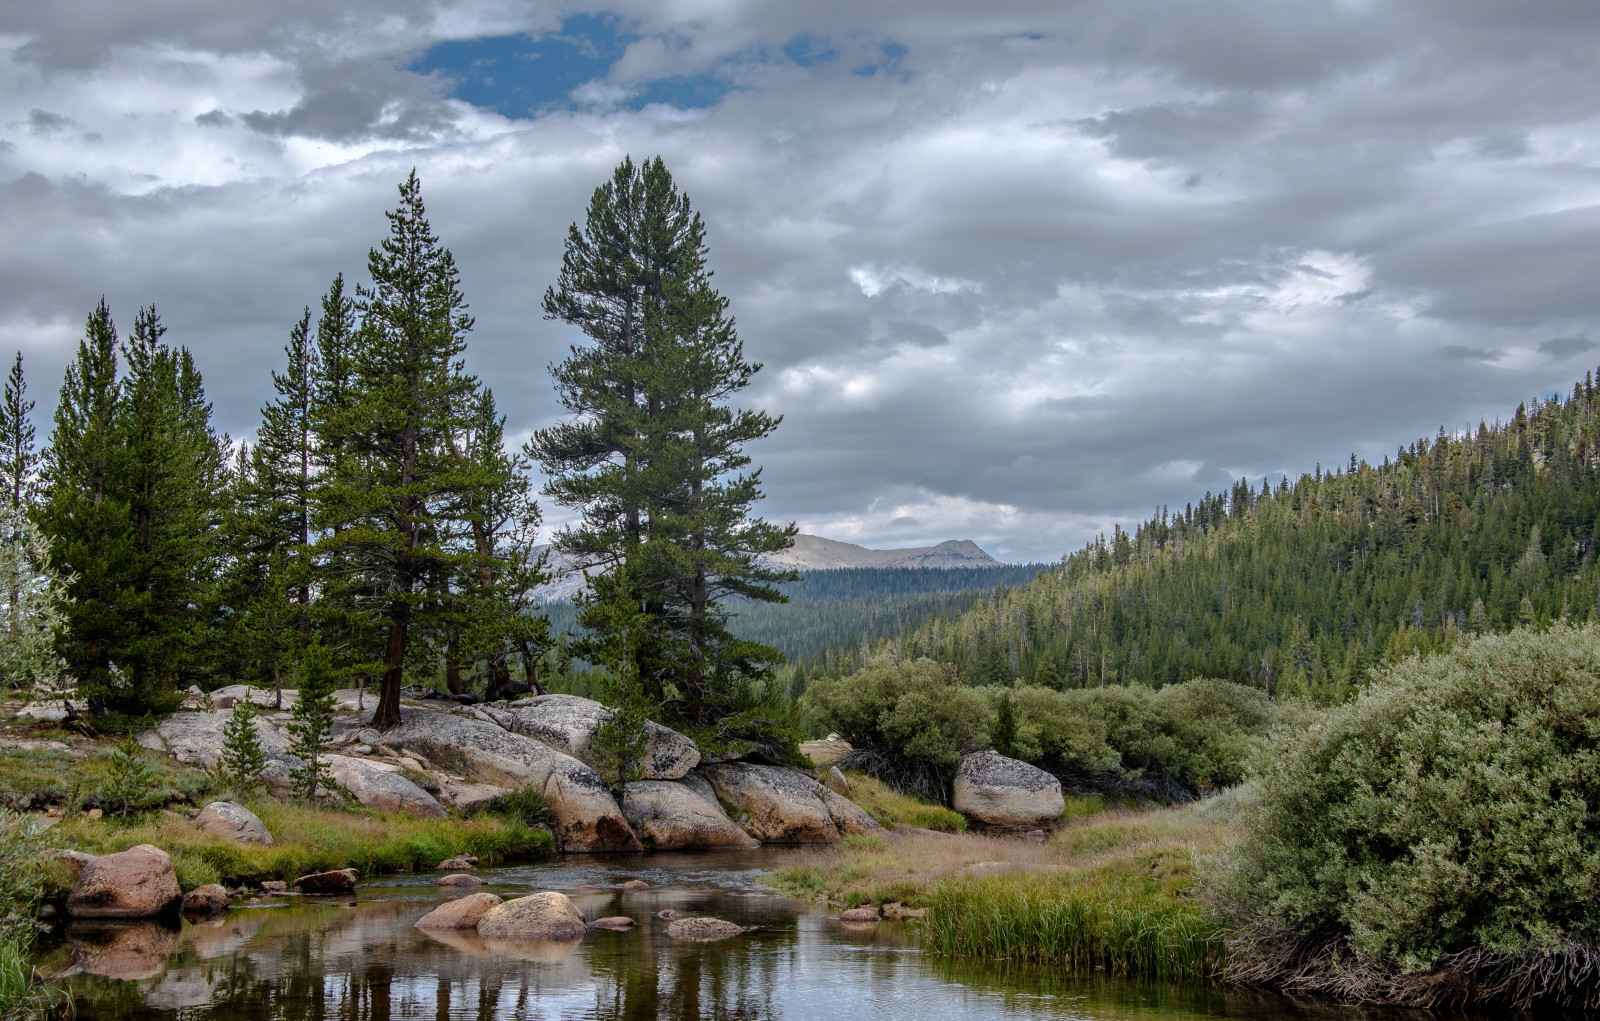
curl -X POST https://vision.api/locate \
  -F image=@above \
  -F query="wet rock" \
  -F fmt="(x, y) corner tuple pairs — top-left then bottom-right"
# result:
(66, 919), (178, 980)
(415, 892), (503, 930)
(181, 884), (230, 917)
(951, 751), (1066, 828)
(697, 763), (842, 843)
(437, 874), (487, 887)
(665, 917), (743, 940)
(655, 909), (683, 920)
(620, 879), (650, 891)
(194, 801), (273, 845)
(591, 915), (636, 931)
(476, 891), (587, 939)
(839, 907), (880, 922)
(67, 844), (182, 919)
(821, 789), (884, 836)
(383, 708), (641, 853)
(478, 694), (701, 780)
(621, 780), (761, 851)
(294, 869), (358, 895)
(324, 754), (446, 818)
(260, 881), (288, 894)
(437, 855), (478, 870)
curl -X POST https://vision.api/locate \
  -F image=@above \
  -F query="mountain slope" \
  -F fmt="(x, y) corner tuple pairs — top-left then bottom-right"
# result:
(763, 535), (1001, 570)
(835, 374), (1600, 701)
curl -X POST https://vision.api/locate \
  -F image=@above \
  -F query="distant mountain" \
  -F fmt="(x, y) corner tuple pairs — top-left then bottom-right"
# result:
(531, 534), (1005, 603)
(764, 535), (1003, 571)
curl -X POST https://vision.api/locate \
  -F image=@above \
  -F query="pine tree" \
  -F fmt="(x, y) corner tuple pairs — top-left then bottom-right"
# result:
(218, 695), (269, 795)
(315, 171), (483, 730)
(287, 644), (336, 799)
(530, 156), (795, 731)
(0, 352), (65, 693)
(0, 352), (38, 511)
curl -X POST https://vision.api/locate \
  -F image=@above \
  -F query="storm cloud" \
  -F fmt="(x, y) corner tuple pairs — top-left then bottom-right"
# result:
(2, 1), (1597, 562)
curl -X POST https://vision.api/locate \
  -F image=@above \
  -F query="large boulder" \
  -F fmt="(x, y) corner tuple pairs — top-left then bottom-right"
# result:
(194, 801), (273, 845)
(140, 712), (300, 793)
(323, 755), (446, 818)
(951, 750), (1066, 828)
(66, 844), (182, 919)
(383, 708), (641, 852)
(415, 892), (503, 931)
(820, 789), (884, 836)
(479, 695), (700, 780)
(621, 780), (760, 850)
(696, 763), (841, 843)
(476, 892), (587, 939)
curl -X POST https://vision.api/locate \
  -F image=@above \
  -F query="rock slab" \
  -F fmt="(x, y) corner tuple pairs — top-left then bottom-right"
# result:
(697, 763), (842, 843)
(951, 750), (1066, 828)
(476, 891), (587, 939)
(416, 893), (503, 930)
(621, 780), (760, 850)
(67, 845), (182, 919)
(324, 754), (446, 818)
(194, 801), (273, 845)
(480, 695), (701, 780)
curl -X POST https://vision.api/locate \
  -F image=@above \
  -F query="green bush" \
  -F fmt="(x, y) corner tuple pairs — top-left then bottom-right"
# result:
(481, 787), (549, 827)
(1220, 625), (1600, 1003)
(800, 656), (988, 767)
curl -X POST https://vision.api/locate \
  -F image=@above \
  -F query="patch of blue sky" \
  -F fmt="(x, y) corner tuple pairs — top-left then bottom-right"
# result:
(851, 41), (908, 78)
(782, 33), (840, 68)
(411, 12), (633, 118)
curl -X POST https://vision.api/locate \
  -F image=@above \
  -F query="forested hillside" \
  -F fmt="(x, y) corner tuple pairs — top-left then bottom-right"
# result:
(831, 376), (1600, 702)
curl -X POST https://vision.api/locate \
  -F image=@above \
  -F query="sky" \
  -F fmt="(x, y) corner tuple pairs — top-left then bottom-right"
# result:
(2, 1), (1598, 564)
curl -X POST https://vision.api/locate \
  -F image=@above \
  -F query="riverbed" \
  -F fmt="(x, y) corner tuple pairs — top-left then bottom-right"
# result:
(39, 850), (1427, 1020)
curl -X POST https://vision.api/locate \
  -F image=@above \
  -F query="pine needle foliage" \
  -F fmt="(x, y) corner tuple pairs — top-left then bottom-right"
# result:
(218, 695), (269, 795)
(287, 644), (336, 799)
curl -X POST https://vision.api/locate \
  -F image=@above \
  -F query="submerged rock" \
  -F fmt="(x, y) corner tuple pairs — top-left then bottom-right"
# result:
(437, 874), (487, 887)
(67, 845), (182, 919)
(415, 892), (503, 931)
(951, 750), (1065, 828)
(383, 708), (641, 853)
(697, 763), (841, 843)
(621, 780), (760, 850)
(194, 801), (273, 845)
(479, 695), (700, 780)
(181, 884), (230, 918)
(476, 891), (587, 939)
(590, 916), (635, 930)
(665, 917), (743, 941)
(838, 907), (879, 922)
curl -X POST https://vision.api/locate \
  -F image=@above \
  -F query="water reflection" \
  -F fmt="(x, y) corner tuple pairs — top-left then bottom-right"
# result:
(41, 851), (1440, 1021)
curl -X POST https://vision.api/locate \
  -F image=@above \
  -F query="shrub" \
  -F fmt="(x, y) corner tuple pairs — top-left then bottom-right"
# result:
(287, 644), (336, 799)
(0, 810), (49, 1018)
(218, 696), (268, 795)
(481, 787), (549, 827)
(1220, 625), (1600, 1010)
(96, 738), (168, 819)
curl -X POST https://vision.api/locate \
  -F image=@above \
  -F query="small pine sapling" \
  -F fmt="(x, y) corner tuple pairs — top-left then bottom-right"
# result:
(97, 738), (165, 819)
(218, 692), (269, 795)
(287, 644), (336, 799)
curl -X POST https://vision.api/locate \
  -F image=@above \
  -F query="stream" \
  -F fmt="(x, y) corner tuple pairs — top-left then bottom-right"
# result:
(39, 850), (1432, 1020)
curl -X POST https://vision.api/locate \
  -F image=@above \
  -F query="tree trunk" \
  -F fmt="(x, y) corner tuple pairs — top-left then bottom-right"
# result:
(374, 598), (408, 730)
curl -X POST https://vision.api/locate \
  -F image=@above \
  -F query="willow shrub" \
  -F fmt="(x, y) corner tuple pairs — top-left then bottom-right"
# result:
(1222, 624), (1600, 976)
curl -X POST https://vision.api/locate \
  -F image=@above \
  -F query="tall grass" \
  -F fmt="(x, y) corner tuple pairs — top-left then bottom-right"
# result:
(841, 773), (967, 832)
(0, 811), (50, 1021)
(922, 849), (1225, 981)
(50, 800), (553, 888)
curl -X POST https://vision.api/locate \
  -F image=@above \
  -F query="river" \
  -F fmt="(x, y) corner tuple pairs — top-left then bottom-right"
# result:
(38, 850), (1429, 1020)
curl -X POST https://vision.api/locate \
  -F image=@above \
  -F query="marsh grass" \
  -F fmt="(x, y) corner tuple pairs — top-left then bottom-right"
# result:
(841, 773), (967, 832)
(0, 811), (51, 1021)
(49, 799), (553, 888)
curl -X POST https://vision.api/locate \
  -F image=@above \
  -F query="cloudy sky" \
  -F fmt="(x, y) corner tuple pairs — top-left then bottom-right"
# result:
(3, 1), (1598, 563)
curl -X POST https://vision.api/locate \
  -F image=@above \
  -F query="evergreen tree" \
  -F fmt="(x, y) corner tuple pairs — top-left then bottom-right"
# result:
(315, 171), (484, 730)
(530, 156), (794, 730)
(218, 695), (269, 795)
(0, 353), (38, 510)
(0, 509), (69, 694)
(287, 644), (336, 798)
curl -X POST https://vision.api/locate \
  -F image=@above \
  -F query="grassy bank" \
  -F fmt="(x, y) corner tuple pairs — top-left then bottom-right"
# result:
(48, 800), (553, 890)
(771, 798), (1235, 982)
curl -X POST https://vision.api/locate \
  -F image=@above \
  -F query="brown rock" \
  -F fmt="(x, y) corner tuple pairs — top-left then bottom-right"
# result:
(697, 763), (841, 843)
(193, 801), (273, 845)
(590, 916), (636, 931)
(259, 881), (288, 894)
(475, 891), (587, 939)
(839, 907), (880, 922)
(415, 892), (503, 931)
(620, 879), (650, 891)
(665, 917), (743, 940)
(655, 909), (682, 920)
(46, 847), (99, 880)
(294, 869), (358, 895)
(882, 903), (926, 920)
(181, 884), (230, 917)
(822, 766), (851, 796)
(437, 873), (487, 887)
(437, 856), (477, 870)
(66, 844), (182, 919)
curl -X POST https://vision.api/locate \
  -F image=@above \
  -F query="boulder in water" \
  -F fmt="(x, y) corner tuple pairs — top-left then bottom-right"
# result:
(476, 891), (587, 939)
(416, 892), (503, 931)
(66, 845), (182, 919)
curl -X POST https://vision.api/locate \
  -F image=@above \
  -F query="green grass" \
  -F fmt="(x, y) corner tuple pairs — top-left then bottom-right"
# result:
(50, 799), (553, 888)
(843, 773), (967, 832)
(922, 847), (1225, 981)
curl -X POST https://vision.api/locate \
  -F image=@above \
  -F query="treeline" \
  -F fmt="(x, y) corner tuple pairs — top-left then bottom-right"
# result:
(2, 172), (547, 729)
(833, 377), (1600, 701)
